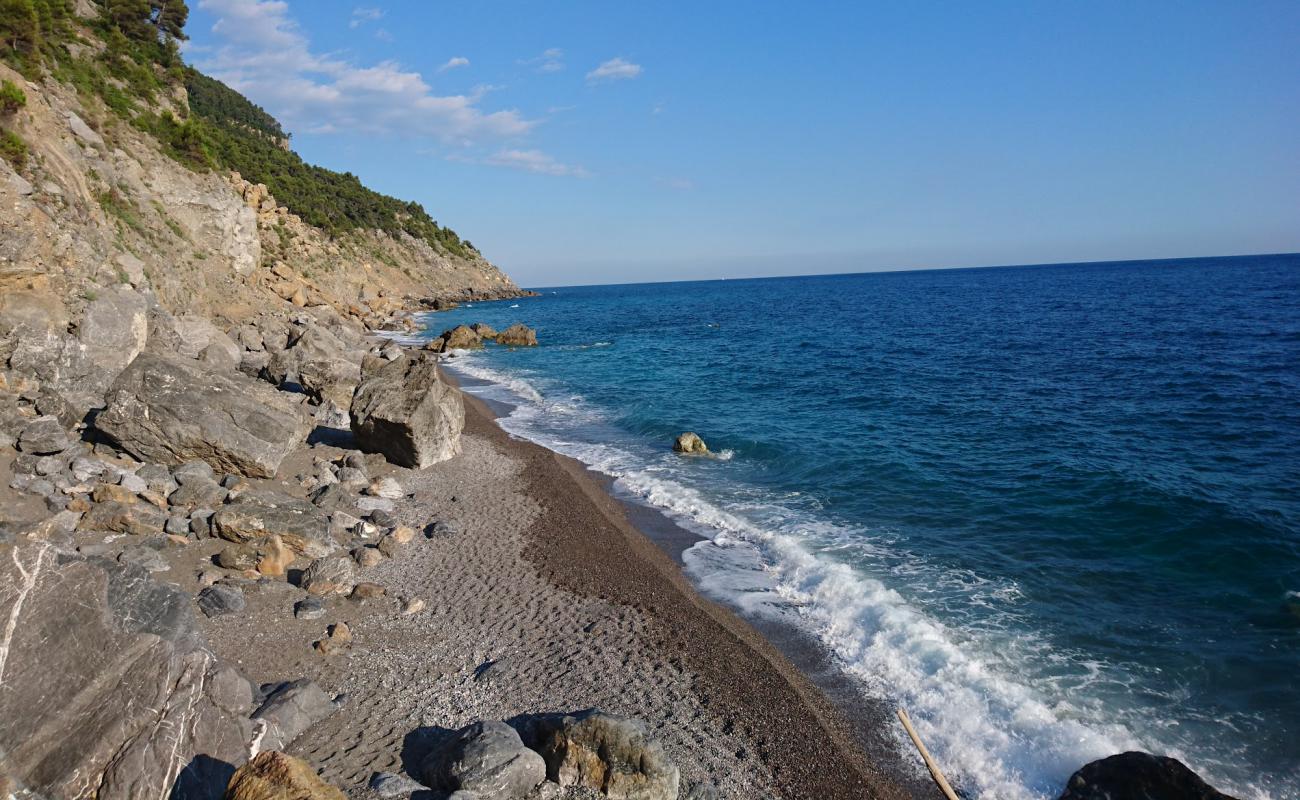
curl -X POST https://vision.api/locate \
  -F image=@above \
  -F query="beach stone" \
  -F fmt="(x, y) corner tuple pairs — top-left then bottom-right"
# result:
(301, 554), (355, 596)
(225, 750), (347, 800)
(526, 711), (680, 800)
(368, 771), (426, 798)
(425, 520), (462, 538)
(78, 500), (166, 535)
(684, 782), (721, 800)
(390, 525), (417, 544)
(367, 476), (404, 499)
(353, 546), (384, 568)
(94, 352), (311, 478)
(251, 679), (340, 752)
(169, 477), (230, 508)
(494, 323), (538, 347)
(350, 582), (385, 600)
(70, 456), (109, 482)
(212, 491), (335, 557)
(197, 584), (246, 617)
(421, 720), (546, 799)
(257, 534), (294, 577)
(350, 353), (464, 469)
(672, 432), (709, 454)
(16, 416), (71, 454)
(0, 544), (254, 799)
(376, 534), (402, 558)
(294, 597), (325, 620)
(191, 509), (215, 537)
(1057, 752), (1241, 800)
(118, 545), (169, 573)
(173, 460), (216, 485)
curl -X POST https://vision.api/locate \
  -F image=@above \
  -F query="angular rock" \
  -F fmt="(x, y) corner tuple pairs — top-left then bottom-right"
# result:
(300, 554), (355, 596)
(527, 711), (680, 800)
(1057, 752), (1241, 800)
(174, 460), (217, 484)
(218, 543), (260, 571)
(672, 432), (709, 454)
(225, 750), (346, 800)
(0, 544), (254, 800)
(16, 416), (71, 455)
(351, 353), (463, 469)
(422, 721), (546, 799)
(170, 477), (229, 509)
(265, 324), (362, 408)
(494, 323), (538, 347)
(293, 597), (325, 620)
(78, 499), (166, 535)
(212, 491), (335, 558)
(441, 324), (482, 350)
(250, 679), (339, 752)
(368, 771), (426, 798)
(95, 353), (310, 478)
(470, 322), (497, 339)
(197, 584), (246, 617)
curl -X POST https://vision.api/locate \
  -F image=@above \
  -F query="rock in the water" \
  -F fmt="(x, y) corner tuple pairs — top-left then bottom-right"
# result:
(672, 432), (709, 454)
(421, 720), (546, 799)
(470, 322), (497, 339)
(212, 491), (335, 558)
(224, 750), (346, 800)
(197, 584), (246, 617)
(16, 415), (71, 454)
(1057, 752), (1241, 800)
(250, 679), (339, 752)
(350, 353), (464, 469)
(0, 543), (254, 800)
(494, 323), (538, 347)
(526, 711), (680, 800)
(96, 353), (311, 478)
(300, 554), (356, 596)
(441, 324), (482, 350)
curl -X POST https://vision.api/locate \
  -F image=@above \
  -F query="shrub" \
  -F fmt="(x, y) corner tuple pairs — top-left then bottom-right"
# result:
(0, 78), (26, 114)
(0, 128), (27, 167)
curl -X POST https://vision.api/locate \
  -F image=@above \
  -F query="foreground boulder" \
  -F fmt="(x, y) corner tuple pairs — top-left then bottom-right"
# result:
(266, 324), (362, 408)
(672, 432), (709, 454)
(1057, 752), (1241, 800)
(494, 323), (538, 347)
(212, 490), (336, 558)
(96, 352), (311, 478)
(526, 711), (679, 800)
(250, 679), (341, 752)
(0, 542), (254, 800)
(224, 751), (345, 800)
(350, 353), (463, 468)
(421, 721), (546, 799)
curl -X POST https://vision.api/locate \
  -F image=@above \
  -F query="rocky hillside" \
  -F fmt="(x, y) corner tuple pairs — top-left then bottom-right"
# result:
(0, 1), (525, 337)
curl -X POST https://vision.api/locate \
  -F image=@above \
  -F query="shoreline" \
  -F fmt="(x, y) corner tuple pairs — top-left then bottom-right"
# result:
(445, 368), (938, 799)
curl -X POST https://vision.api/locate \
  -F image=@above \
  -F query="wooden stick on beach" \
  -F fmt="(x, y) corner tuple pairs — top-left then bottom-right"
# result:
(896, 707), (961, 800)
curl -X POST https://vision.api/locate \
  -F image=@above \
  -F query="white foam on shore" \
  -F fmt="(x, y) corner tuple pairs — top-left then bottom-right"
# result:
(443, 355), (1272, 800)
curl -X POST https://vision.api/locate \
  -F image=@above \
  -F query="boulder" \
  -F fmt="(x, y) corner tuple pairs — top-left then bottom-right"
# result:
(1057, 752), (1241, 800)
(441, 325), (482, 350)
(95, 352), (311, 478)
(266, 325), (362, 408)
(350, 353), (463, 469)
(470, 322), (497, 339)
(250, 679), (340, 752)
(494, 323), (537, 347)
(212, 491), (335, 558)
(0, 543), (254, 800)
(169, 315), (231, 360)
(78, 499), (167, 535)
(16, 415), (71, 454)
(300, 554), (355, 596)
(197, 584), (246, 617)
(224, 750), (346, 800)
(526, 711), (679, 800)
(421, 721), (546, 799)
(672, 432), (709, 454)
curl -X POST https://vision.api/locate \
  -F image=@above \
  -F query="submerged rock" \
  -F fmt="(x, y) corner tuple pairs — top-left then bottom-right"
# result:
(225, 750), (346, 800)
(422, 720), (546, 799)
(350, 353), (464, 469)
(1057, 752), (1241, 800)
(672, 432), (709, 454)
(95, 352), (311, 478)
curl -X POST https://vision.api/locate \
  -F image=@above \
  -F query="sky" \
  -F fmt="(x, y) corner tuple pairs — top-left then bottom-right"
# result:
(184, 1), (1300, 287)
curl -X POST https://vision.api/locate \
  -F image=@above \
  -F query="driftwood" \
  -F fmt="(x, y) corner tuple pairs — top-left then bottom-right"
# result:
(896, 707), (960, 800)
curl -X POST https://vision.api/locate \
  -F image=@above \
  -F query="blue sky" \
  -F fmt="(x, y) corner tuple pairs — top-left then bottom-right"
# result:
(186, 1), (1300, 286)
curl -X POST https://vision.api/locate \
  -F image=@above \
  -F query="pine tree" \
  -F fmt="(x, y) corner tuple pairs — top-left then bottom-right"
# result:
(150, 0), (188, 41)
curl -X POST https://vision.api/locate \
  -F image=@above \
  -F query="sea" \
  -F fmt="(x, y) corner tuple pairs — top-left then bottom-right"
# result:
(413, 254), (1300, 800)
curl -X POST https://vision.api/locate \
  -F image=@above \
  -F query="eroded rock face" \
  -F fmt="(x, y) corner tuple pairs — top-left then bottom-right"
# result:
(224, 750), (346, 800)
(96, 352), (311, 478)
(421, 721), (546, 799)
(526, 711), (680, 800)
(1057, 752), (1241, 800)
(350, 353), (463, 469)
(0, 543), (254, 800)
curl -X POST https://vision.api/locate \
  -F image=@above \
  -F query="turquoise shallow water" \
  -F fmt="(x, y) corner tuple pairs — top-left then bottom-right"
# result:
(418, 254), (1300, 799)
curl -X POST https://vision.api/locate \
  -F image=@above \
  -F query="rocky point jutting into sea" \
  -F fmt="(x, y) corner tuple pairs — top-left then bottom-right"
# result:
(0, 3), (1251, 799)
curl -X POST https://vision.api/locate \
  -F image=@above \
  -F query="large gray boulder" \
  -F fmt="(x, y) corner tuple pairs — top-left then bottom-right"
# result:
(421, 721), (546, 799)
(350, 353), (463, 469)
(211, 490), (335, 557)
(1057, 752), (1241, 800)
(249, 679), (340, 752)
(0, 542), (255, 800)
(524, 711), (680, 800)
(266, 324), (362, 407)
(95, 352), (311, 478)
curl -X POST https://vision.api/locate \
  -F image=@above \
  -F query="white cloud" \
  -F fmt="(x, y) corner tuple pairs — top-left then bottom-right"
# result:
(521, 47), (564, 73)
(194, 0), (533, 143)
(438, 56), (470, 73)
(482, 149), (590, 177)
(349, 6), (383, 28)
(586, 57), (642, 83)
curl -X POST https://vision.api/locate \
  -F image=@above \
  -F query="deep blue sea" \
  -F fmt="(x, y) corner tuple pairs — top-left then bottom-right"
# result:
(415, 254), (1300, 800)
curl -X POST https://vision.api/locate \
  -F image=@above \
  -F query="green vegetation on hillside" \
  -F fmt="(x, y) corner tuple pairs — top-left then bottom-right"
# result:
(0, 0), (478, 258)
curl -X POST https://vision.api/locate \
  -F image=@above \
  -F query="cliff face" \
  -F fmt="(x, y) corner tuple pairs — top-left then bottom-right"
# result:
(0, 60), (522, 332)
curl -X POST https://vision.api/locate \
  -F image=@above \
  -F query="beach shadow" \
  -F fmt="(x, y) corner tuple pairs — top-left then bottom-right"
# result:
(399, 724), (457, 778)
(306, 425), (355, 448)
